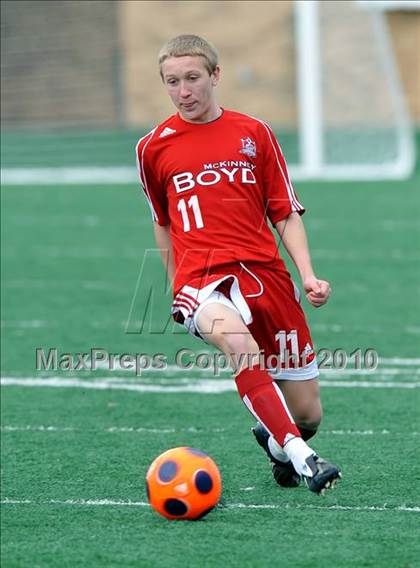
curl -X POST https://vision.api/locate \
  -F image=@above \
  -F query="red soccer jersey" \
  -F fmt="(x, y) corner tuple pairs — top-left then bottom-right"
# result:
(136, 109), (304, 294)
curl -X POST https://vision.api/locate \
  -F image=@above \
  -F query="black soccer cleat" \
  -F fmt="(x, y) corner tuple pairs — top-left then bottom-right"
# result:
(303, 454), (342, 495)
(252, 422), (301, 488)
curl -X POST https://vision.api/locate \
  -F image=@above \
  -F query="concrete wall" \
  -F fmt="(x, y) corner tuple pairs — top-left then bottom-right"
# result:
(119, 0), (297, 127)
(119, 1), (420, 127)
(388, 10), (420, 121)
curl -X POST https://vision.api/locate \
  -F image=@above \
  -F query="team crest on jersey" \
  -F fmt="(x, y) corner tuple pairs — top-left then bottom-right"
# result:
(239, 137), (257, 158)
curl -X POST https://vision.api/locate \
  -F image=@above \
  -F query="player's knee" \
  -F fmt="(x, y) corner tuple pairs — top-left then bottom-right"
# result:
(294, 398), (322, 438)
(221, 333), (259, 361)
(205, 332), (260, 374)
(294, 402), (323, 434)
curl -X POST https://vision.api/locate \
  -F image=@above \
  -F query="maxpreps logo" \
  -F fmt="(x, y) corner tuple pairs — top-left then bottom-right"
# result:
(173, 161), (257, 194)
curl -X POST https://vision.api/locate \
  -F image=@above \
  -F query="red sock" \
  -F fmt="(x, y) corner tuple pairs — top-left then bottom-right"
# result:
(235, 365), (300, 446)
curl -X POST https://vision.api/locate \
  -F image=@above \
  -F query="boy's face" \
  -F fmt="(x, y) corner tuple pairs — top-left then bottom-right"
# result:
(161, 56), (220, 123)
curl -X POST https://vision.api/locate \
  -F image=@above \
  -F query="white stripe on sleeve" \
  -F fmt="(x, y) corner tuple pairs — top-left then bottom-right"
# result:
(135, 128), (159, 222)
(254, 117), (304, 212)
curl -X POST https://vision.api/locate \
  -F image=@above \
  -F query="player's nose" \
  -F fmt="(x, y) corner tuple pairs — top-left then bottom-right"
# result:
(179, 81), (192, 98)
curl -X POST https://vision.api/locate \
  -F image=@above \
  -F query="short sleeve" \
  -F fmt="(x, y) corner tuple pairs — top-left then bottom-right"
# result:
(258, 121), (305, 225)
(136, 131), (170, 226)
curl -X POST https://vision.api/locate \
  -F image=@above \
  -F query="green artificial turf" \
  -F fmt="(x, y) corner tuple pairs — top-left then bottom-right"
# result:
(1, 143), (420, 566)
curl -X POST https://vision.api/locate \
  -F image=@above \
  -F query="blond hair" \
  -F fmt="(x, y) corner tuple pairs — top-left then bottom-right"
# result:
(158, 34), (218, 78)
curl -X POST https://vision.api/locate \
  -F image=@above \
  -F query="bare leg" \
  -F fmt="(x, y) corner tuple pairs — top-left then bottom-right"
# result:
(195, 301), (319, 476)
(196, 302), (341, 491)
(195, 302), (260, 373)
(275, 379), (322, 440)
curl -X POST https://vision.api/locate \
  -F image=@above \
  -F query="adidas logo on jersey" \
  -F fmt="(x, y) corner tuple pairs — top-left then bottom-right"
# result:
(303, 343), (314, 356)
(159, 127), (176, 138)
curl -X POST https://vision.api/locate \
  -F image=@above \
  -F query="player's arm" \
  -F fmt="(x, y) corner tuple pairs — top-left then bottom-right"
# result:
(275, 213), (330, 308)
(153, 223), (175, 283)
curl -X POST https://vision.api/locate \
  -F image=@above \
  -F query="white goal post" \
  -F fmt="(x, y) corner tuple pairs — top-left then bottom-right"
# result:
(292, 0), (415, 181)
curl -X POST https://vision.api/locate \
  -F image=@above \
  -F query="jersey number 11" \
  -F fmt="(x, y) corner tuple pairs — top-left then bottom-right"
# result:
(177, 195), (204, 232)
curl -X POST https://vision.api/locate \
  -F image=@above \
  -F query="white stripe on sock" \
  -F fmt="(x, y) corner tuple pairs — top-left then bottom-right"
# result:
(272, 382), (296, 424)
(268, 435), (290, 463)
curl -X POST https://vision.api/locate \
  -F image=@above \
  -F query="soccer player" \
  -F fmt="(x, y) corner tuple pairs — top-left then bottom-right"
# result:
(136, 34), (341, 494)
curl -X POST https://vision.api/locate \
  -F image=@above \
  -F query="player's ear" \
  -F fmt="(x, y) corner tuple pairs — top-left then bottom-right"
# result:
(211, 65), (220, 86)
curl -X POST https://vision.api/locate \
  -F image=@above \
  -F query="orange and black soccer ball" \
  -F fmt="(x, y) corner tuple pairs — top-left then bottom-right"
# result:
(145, 447), (222, 520)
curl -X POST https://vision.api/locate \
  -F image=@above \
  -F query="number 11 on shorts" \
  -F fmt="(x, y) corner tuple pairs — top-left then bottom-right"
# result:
(275, 330), (299, 365)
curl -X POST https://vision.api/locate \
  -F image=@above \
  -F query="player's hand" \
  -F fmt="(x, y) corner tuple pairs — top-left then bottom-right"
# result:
(303, 276), (331, 308)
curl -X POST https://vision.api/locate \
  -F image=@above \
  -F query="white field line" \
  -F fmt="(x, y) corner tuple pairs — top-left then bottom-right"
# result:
(92, 362), (420, 376)
(0, 167), (137, 185)
(0, 425), (224, 434)
(133, 366), (419, 374)
(88, 358), (420, 374)
(379, 358), (420, 366)
(311, 324), (420, 335)
(227, 503), (420, 513)
(140, 370), (420, 380)
(2, 425), (419, 436)
(1, 361), (419, 379)
(1, 317), (419, 335)
(1, 497), (419, 513)
(0, 165), (362, 186)
(1, 377), (420, 392)
(324, 367), (417, 376)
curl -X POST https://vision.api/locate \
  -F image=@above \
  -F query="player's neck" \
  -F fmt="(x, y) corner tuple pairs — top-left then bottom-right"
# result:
(179, 103), (223, 125)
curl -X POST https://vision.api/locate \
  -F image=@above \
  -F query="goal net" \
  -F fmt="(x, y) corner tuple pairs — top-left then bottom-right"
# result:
(294, 0), (415, 180)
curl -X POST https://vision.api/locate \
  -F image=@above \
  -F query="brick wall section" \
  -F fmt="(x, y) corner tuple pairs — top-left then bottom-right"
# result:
(1, 0), (119, 126)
